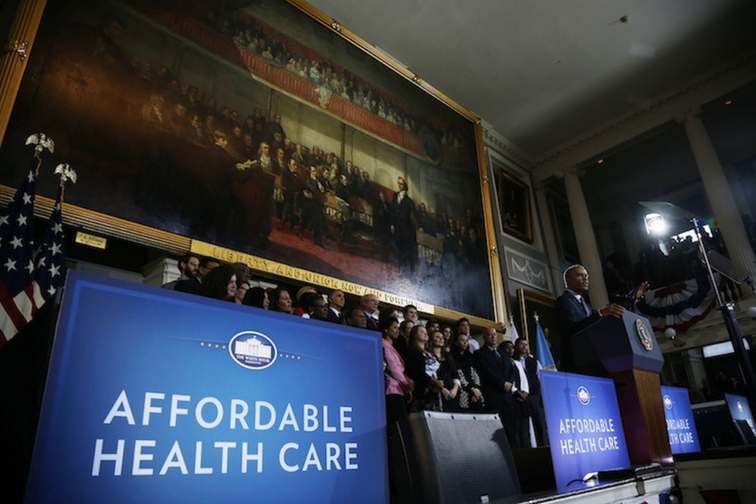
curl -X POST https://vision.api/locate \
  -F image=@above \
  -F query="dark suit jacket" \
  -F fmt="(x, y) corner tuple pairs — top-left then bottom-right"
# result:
(364, 311), (379, 331)
(474, 346), (516, 413)
(174, 277), (200, 294)
(404, 346), (433, 405)
(555, 291), (602, 371)
(281, 167), (302, 196)
(326, 307), (342, 324)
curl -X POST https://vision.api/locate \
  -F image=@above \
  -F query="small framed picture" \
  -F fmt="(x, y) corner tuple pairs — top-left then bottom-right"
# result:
(497, 169), (533, 243)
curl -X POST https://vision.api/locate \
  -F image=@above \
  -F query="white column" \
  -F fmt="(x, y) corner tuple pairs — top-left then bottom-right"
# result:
(683, 113), (756, 279)
(562, 168), (609, 308)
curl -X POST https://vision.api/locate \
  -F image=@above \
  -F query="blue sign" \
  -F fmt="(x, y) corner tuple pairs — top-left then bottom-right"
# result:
(541, 371), (630, 492)
(660, 386), (701, 454)
(26, 272), (387, 503)
(725, 393), (756, 438)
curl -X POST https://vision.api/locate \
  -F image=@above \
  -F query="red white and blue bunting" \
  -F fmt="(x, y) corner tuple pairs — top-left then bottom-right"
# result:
(634, 274), (720, 333)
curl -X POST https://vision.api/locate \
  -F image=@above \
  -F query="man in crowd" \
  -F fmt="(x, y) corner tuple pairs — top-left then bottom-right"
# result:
(344, 307), (367, 329)
(457, 317), (480, 353)
(475, 328), (518, 448)
(514, 337), (547, 446)
(500, 339), (534, 448)
(175, 256), (219, 293)
(327, 289), (346, 323)
(360, 293), (380, 330)
(162, 253), (200, 290)
(402, 304), (419, 324)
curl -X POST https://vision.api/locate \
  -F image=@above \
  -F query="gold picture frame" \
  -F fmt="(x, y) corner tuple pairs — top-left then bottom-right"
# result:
(0, 0), (507, 326)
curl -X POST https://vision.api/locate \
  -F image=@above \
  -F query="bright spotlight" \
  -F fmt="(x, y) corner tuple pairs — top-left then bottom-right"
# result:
(644, 213), (668, 236)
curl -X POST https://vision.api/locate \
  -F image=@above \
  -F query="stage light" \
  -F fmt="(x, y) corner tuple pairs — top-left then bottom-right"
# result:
(644, 213), (667, 236)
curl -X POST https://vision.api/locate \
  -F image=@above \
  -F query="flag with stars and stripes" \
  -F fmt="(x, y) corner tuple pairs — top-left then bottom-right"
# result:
(32, 186), (67, 315)
(0, 166), (39, 348)
(0, 173), (67, 350)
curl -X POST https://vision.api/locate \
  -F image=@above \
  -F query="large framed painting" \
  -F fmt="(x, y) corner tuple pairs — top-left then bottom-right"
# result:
(0, 0), (505, 323)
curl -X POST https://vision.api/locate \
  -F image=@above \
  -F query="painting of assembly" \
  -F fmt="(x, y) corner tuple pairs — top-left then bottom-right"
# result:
(0, 0), (493, 318)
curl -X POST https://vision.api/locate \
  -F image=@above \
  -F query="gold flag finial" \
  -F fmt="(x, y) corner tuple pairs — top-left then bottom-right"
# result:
(54, 163), (77, 200)
(25, 133), (55, 175)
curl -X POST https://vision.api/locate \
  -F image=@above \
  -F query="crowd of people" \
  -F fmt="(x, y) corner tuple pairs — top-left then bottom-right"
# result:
(200, 3), (470, 152)
(163, 253), (547, 451)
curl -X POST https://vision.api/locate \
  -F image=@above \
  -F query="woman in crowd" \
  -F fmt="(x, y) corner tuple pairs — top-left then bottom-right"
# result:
(269, 288), (293, 314)
(301, 292), (328, 321)
(451, 331), (484, 411)
(293, 285), (317, 316)
(441, 324), (454, 348)
(234, 279), (250, 304)
(196, 265), (237, 301)
(243, 286), (270, 309)
(379, 306), (399, 326)
(430, 330), (460, 411)
(394, 319), (414, 360)
(404, 325), (443, 411)
(426, 319), (441, 336)
(381, 316), (414, 423)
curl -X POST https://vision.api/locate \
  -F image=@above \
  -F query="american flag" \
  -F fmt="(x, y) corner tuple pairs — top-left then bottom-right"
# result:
(534, 318), (557, 371)
(33, 186), (67, 314)
(0, 168), (67, 350)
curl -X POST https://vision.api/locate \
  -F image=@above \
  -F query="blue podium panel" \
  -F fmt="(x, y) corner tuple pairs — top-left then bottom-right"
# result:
(541, 371), (630, 492)
(660, 386), (701, 454)
(26, 272), (387, 504)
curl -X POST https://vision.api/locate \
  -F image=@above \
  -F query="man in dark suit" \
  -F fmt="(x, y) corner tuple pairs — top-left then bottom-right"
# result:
(475, 327), (519, 448)
(279, 158), (303, 231)
(390, 176), (417, 275)
(555, 264), (626, 371)
(359, 293), (380, 331)
(327, 289), (345, 324)
(302, 166), (330, 248)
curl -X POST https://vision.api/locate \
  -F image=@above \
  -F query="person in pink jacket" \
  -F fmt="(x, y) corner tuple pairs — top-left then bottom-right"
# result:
(381, 316), (414, 423)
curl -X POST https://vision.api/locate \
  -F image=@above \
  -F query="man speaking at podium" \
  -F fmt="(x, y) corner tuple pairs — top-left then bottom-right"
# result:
(555, 264), (627, 371)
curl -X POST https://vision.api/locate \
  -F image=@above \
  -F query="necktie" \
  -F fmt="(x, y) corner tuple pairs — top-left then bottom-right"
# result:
(579, 296), (590, 316)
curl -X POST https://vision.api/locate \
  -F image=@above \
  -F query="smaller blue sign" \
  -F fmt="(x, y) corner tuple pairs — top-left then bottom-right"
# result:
(541, 371), (630, 492)
(725, 393), (756, 438)
(660, 386), (701, 454)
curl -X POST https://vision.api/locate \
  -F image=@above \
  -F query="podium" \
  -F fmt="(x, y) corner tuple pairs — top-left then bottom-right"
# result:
(572, 311), (672, 465)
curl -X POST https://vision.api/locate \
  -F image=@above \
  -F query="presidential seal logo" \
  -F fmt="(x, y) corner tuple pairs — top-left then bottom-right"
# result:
(635, 319), (654, 351)
(577, 386), (591, 406)
(663, 394), (673, 410)
(229, 331), (277, 370)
